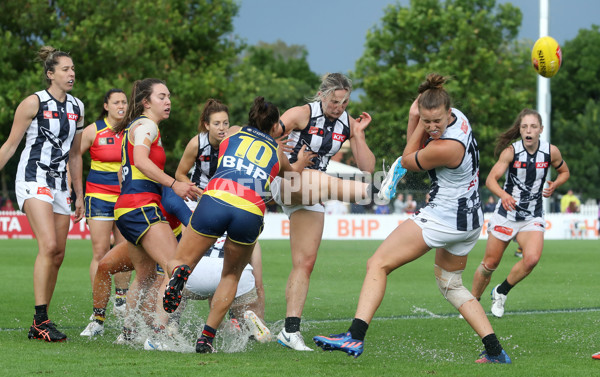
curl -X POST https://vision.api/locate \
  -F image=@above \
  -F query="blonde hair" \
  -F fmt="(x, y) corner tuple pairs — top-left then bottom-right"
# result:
(309, 73), (352, 103)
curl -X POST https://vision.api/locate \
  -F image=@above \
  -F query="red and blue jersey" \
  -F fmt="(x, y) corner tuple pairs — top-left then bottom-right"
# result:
(114, 116), (166, 218)
(203, 127), (280, 216)
(85, 118), (122, 202)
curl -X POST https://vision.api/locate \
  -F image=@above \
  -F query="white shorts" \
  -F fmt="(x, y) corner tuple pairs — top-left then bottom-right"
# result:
(15, 181), (71, 215)
(411, 211), (481, 257)
(185, 198), (198, 212)
(487, 212), (546, 242)
(270, 176), (324, 217)
(185, 257), (255, 299)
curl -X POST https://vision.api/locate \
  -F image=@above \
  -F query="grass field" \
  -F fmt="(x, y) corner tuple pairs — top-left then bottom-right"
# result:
(0, 238), (598, 376)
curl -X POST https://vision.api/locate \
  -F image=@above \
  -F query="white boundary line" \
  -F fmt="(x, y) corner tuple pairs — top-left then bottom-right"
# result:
(2, 307), (599, 331)
(302, 306), (600, 324)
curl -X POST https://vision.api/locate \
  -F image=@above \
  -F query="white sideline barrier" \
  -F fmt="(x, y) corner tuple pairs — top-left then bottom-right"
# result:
(261, 213), (599, 240)
(0, 211), (597, 240)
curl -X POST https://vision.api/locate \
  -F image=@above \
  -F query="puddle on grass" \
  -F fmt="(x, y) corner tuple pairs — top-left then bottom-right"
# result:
(55, 291), (268, 354)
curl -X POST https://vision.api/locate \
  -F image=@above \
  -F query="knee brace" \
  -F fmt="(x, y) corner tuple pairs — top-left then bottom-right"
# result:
(476, 262), (495, 277)
(434, 265), (475, 310)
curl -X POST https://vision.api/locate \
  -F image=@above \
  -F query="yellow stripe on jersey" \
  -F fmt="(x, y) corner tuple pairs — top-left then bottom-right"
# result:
(86, 192), (119, 203)
(131, 165), (158, 182)
(203, 190), (263, 217)
(114, 204), (159, 220)
(90, 160), (121, 173)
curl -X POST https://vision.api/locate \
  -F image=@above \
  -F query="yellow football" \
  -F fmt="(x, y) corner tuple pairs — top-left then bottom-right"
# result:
(531, 36), (562, 78)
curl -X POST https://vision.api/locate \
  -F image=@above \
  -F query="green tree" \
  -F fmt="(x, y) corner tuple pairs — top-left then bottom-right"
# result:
(54, 0), (242, 173)
(225, 41), (320, 125)
(351, 0), (536, 191)
(552, 99), (600, 201)
(0, 1), (61, 197)
(549, 26), (600, 200)
(551, 25), (600, 119)
(0, 0), (242, 193)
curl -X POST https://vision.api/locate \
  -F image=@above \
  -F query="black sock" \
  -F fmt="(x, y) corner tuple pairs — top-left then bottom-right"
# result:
(348, 318), (369, 341)
(497, 279), (514, 295)
(364, 182), (380, 204)
(284, 317), (301, 333)
(370, 182), (380, 195)
(34, 305), (48, 322)
(482, 333), (503, 357)
(201, 325), (217, 344)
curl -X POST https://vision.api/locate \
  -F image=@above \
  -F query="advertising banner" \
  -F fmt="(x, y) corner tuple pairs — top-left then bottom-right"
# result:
(1, 212), (597, 240)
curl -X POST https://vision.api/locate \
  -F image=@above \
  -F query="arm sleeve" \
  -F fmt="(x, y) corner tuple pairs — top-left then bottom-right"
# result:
(161, 187), (193, 226)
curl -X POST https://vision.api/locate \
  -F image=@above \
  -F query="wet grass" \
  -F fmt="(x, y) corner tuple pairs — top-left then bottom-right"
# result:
(1, 239), (598, 376)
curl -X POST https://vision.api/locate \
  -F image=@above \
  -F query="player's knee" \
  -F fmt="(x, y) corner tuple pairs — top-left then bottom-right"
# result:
(522, 256), (539, 271)
(39, 239), (62, 258)
(366, 254), (393, 275)
(476, 262), (495, 277)
(292, 249), (318, 272)
(97, 260), (110, 274)
(293, 258), (316, 274)
(434, 265), (475, 310)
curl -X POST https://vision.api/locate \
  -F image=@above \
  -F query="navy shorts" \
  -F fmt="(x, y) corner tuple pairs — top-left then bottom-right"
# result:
(190, 195), (264, 245)
(85, 196), (116, 219)
(115, 206), (166, 245)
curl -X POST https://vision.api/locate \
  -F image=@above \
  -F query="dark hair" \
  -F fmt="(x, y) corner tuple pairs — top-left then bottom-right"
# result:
(198, 99), (229, 133)
(494, 108), (542, 156)
(37, 46), (72, 86)
(417, 73), (452, 111)
(97, 89), (126, 121)
(113, 78), (166, 134)
(248, 97), (279, 133)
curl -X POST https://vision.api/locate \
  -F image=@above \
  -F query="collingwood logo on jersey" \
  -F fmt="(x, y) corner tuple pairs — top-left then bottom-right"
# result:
(37, 126), (69, 174)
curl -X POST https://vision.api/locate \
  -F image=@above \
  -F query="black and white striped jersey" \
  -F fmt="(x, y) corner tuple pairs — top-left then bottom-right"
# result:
(16, 90), (84, 190)
(206, 235), (225, 258)
(420, 108), (483, 231)
(190, 133), (219, 190)
(285, 102), (350, 171)
(497, 140), (551, 220)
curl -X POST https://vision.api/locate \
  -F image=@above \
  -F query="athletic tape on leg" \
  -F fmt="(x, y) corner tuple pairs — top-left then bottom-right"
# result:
(434, 264), (475, 309)
(476, 262), (495, 277)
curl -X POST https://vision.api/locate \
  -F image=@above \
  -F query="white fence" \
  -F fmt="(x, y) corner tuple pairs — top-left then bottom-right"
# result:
(579, 203), (598, 216)
(260, 213), (599, 240)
